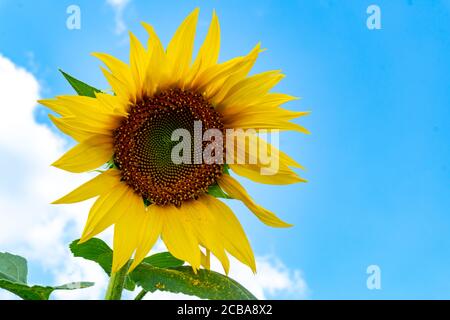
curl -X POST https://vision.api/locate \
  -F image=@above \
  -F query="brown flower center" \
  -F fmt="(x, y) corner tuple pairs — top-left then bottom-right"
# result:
(113, 88), (224, 206)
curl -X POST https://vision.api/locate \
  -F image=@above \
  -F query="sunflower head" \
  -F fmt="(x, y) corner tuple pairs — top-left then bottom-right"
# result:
(113, 88), (224, 207)
(40, 8), (309, 274)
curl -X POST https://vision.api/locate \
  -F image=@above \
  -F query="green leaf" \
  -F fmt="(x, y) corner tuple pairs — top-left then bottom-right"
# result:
(142, 252), (184, 268)
(0, 252), (27, 283)
(207, 183), (232, 199)
(59, 69), (101, 97)
(69, 238), (255, 299)
(69, 238), (136, 291)
(0, 280), (94, 300)
(70, 238), (112, 274)
(131, 264), (257, 300)
(69, 239), (187, 291)
(0, 252), (94, 300)
(0, 280), (46, 300)
(124, 274), (136, 291)
(54, 282), (95, 290)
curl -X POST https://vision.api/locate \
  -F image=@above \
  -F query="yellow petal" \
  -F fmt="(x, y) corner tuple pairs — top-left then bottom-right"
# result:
(230, 164), (306, 185)
(252, 93), (300, 109)
(219, 71), (285, 110)
(217, 174), (292, 228)
(161, 204), (201, 270)
(141, 22), (168, 92)
(80, 183), (135, 242)
(192, 35), (261, 95)
(224, 130), (306, 185)
(52, 169), (121, 204)
(112, 194), (147, 272)
(225, 108), (308, 121)
(223, 110), (311, 134)
(92, 52), (135, 99)
(55, 115), (119, 137)
(183, 199), (230, 274)
(228, 134), (304, 170)
(49, 114), (92, 142)
(52, 134), (113, 173)
(279, 150), (304, 169)
(202, 195), (256, 272)
(100, 67), (135, 105)
(95, 92), (129, 116)
(201, 250), (211, 270)
(128, 205), (164, 272)
(50, 95), (124, 129)
(40, 95), (121, 124)
(208, 44), (262, 105)
(49, 107), (121, 142)
(129, 32), (148, 97)
(186, 10), (220, 87)
(166, 8), (199, 85)
(191, 56), (234, 91)
(38, 99), (72, 117)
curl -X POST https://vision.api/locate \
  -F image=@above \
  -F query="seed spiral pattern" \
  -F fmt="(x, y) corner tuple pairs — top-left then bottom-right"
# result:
(113, 88), (224, 206)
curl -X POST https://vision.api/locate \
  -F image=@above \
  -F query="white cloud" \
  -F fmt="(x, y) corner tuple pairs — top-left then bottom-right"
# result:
(106, 0), (130, 35)
(0, 53), (107, 299)
(0, 54), (308, 300)
(246, 256), (309, 299)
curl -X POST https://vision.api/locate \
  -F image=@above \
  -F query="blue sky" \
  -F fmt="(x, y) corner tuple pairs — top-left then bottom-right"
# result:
(0, 0), (449, 299)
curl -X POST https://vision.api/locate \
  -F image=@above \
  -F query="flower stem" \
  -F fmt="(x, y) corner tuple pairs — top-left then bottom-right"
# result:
(134, 289), (147, 300)
(104, 261), (130, 300)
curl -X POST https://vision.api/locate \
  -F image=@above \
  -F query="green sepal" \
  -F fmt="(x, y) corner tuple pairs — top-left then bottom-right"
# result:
(59, 69), (101, 97)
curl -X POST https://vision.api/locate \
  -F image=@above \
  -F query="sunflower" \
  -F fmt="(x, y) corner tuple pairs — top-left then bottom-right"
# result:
(39, 9), (309, 274)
